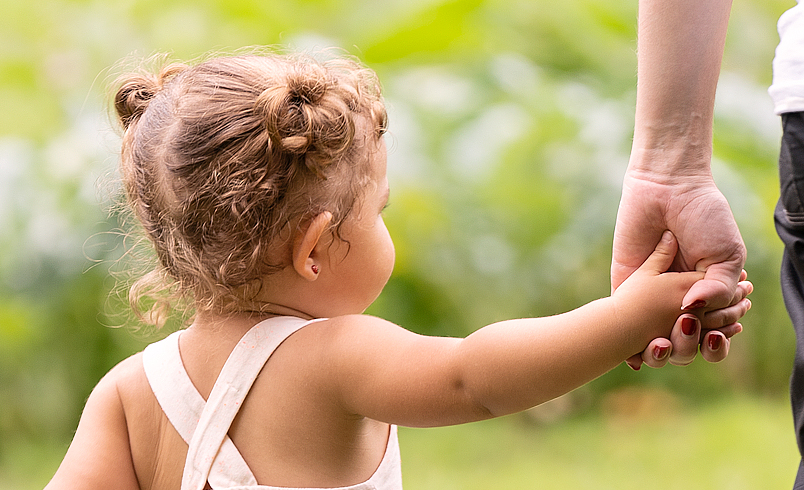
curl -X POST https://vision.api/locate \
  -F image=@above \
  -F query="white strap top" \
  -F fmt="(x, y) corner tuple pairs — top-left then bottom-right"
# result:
(142, 316), (403, 490)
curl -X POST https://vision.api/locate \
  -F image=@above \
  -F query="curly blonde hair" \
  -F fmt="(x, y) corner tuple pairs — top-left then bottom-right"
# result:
(113, 50), (387, 327)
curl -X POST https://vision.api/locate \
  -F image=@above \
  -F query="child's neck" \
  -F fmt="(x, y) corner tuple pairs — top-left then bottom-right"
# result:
(191, 304), (315, 334)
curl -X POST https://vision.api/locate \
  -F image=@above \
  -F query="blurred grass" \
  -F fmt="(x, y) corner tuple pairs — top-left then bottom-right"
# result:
(399, 393), (798, 489)
(7, 392), (797, 489)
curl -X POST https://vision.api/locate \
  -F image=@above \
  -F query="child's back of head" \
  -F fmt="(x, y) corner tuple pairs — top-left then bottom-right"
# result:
(114, 51), (387, 324)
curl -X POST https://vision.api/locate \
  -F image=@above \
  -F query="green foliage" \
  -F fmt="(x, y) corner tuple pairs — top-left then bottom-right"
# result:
(0, 0), (798, 481)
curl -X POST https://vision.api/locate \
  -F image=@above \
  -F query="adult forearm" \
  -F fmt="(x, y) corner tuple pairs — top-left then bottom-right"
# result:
(630, 0), (733, 177)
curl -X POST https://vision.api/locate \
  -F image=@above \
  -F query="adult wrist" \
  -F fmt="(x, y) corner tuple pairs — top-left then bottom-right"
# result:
(625, 147), (715, 185)
(628, 108), (715, 179)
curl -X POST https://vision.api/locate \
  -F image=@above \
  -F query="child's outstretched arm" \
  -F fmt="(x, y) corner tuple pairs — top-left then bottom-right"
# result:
(318, 232), (748, 428)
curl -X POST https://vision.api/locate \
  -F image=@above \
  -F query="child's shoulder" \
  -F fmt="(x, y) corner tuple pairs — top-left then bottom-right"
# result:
(266, 314), (413, 378)
(298, 314), (411, 350)
(286, 314), (434, 375)
(99, 351), (148, 394)
(92, 351), (161, 424)
(74, 352), (146, 431)
(45, 353), (149, 489)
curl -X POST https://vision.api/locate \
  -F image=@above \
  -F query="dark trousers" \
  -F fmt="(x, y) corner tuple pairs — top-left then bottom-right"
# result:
(774, 111), (804, 489)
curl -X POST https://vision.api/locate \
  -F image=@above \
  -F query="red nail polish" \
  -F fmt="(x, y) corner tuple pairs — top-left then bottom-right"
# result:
(653, 345), (669, 360)
(682, 299), (707, 311)
(681, 317), (697, 336)
(708, 334), (722, 351)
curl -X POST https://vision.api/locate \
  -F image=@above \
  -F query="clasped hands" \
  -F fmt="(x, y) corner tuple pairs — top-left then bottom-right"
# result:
(612, 172), (753, 369)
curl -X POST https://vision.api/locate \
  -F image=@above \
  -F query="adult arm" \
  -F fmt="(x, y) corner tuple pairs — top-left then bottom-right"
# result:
(613, 0), (747, 368)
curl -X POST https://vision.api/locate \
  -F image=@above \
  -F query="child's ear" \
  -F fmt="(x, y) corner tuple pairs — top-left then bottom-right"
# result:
(293, 212), (333, 281)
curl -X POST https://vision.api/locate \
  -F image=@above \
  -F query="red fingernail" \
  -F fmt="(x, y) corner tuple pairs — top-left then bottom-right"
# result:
(681, 317), (697, 336)
(682, 299), (707, 311)
(708, 334), (723, 351)
(653, 345), (669, 360)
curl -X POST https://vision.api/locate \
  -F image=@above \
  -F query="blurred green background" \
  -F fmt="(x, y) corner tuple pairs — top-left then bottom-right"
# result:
(0, 0), (800, 488)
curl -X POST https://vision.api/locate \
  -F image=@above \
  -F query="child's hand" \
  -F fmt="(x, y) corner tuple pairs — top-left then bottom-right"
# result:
(632, 272), (752, 369)
(610, 231), (705, 344)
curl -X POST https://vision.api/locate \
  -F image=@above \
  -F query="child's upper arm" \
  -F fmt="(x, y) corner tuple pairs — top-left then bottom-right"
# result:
(318, 315), (492, 428)
(45, 360), (140, 490)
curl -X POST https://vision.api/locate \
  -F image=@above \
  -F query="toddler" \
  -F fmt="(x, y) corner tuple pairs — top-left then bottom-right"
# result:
(45, 50), (752, 490)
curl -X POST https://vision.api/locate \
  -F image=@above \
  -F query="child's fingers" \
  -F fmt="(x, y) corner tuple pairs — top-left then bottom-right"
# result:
(732, 279), (753, 304)
(637, 230), (678, 274)
(701, 297), (751, 331)
(714, 322), (744, 339)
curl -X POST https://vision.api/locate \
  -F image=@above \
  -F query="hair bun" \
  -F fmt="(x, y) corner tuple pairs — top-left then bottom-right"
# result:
(114, 63), (186, 130)
(285, 67), (329, 105)
(257, 64), (354, 174)
(114, 74), (158, 130)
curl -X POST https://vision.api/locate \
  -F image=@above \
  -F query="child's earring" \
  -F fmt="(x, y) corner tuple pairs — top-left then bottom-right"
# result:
(311, 264), (319, 275)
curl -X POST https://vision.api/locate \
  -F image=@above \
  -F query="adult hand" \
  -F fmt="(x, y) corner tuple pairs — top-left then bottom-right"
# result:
(612, 170), (748, 369)
(615, 0), (740, 370)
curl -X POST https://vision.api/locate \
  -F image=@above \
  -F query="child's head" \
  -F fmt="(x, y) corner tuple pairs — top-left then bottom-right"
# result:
(113, 50), (387, 324)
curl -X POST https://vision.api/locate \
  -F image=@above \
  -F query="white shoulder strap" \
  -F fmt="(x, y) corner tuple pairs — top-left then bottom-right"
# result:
(143, 331), (258, 488)
(181, 316), (317, 490)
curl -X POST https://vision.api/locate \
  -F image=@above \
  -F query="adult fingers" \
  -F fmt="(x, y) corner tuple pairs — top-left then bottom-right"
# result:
(700, 330), (732, 363)
(640, 337), (673, 368)
(667, 315), (700, 366)
(625, 352), (645, 370)
(625, 338), (673, 370)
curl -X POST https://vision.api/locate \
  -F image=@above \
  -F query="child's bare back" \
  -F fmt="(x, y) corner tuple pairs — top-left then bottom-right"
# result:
(72, 315), (395, 489)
